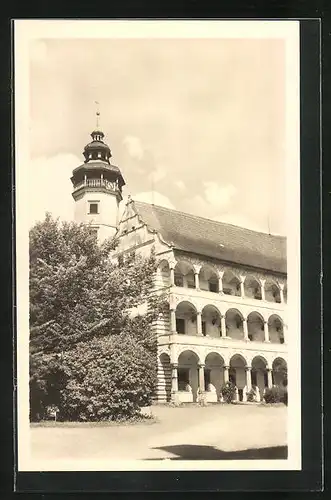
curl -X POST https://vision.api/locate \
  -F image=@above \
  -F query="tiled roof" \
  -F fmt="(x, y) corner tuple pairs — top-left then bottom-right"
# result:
(132, 201), (287, 274)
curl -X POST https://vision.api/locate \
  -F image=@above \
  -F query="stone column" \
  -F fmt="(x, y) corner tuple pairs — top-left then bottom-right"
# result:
(260, 279), (266, 301)
(196, 311), (203, 336)
(240, 278), (245, 298)
(84, 173), (87, 185)
(243, 318), (249, 341)
(194, 272), (200, 290)
(264, 320), (270, 342)
(170, 308), (176, 333)
(218, 272), (224, 294)
(245, 366), (252, 391)
(171, 363), (179, 403)
(280, 283), (285, 303)
(223, 365), (229, 383)
(198, 363), (205, 391)
(170, 267), (175, 286)
(220, 314), (227, 337)
(267, 368), (273, 388)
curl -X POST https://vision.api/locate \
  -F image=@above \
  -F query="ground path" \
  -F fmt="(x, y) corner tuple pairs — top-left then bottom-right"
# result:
(30, 403), (287, 463)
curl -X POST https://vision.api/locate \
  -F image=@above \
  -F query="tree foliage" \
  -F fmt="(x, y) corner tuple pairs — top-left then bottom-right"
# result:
(29, 214), (167, 421)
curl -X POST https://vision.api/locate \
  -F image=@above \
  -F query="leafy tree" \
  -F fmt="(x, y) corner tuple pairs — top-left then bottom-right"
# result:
(29, 213), (167, 421)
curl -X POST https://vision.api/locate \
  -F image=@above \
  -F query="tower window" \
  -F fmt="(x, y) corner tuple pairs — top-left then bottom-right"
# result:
(89, 202), (99, 214)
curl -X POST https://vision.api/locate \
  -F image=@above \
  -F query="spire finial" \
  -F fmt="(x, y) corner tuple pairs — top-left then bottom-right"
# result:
(95, 100), (100, 129)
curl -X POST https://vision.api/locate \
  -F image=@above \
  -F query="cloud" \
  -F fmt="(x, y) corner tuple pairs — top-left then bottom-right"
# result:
(203, 182), (237, 209)
(174, 180), (186, 191)
(148, 166), (167, 184)
(122, 135), (144, 161)
(131, 191), (175, 210)
(28, 154), (80, 227)
(182, 181), (237, 220)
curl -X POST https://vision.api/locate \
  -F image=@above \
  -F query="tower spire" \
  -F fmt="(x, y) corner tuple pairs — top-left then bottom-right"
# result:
(95, 100), (100, 129)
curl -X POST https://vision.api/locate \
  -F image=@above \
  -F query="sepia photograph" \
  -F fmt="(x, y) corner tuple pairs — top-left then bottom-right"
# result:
(14, 19), (301, 473)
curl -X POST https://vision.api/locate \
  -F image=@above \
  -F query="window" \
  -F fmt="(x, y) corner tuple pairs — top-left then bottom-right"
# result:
(176, 318), (185, 334)
(89, 202), (99, 214)
(187, 276), (195, 289)
(178, 368), (190, 391)
(174, 273), (184, 287)
(202, 321), (206, 336)
(204, 368), (211, 391)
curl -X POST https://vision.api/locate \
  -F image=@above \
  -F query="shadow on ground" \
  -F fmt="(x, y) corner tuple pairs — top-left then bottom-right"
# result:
(144, 444), (288, 460)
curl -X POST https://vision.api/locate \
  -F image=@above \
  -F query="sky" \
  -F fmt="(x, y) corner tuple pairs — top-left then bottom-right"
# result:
(28, 36), (287, 235)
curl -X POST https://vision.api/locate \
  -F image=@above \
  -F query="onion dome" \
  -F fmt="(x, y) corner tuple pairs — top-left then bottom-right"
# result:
(83, 129), (112, 163)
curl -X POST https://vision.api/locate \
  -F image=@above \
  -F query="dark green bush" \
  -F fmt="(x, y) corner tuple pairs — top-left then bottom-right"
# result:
(263, 385), (287, 405)
(221, 381), (236, 404)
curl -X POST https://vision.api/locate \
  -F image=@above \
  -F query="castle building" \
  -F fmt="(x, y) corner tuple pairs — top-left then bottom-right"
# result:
(71, 126), (288, 404)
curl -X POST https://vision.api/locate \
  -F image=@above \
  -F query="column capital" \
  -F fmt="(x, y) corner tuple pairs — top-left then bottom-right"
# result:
(279, 282), (285, 290)
(198, 363), (205, 368)
(245, 365), (252, 371)
(223, 365), (230, 370)
(171, 362), (178, 369)
(193, 263), (201, 274)
(266, 366), (272, 372)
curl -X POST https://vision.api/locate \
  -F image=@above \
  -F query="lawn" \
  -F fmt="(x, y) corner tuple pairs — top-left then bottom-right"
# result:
(29, 403), (287, 463)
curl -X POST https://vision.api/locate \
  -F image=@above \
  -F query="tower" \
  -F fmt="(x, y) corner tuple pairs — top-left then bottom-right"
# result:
(71, 113), (125, 241)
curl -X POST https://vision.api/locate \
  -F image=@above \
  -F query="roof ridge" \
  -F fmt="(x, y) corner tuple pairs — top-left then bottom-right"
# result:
(133, 200), (286, 239)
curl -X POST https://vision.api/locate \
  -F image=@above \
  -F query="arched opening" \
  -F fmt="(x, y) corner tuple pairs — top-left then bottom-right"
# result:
(222, 270), (241, 296)
(199, 265), (219, 293)
(244, 275), (262, 300)
(178, 350), (200, 402)
(157, 260), (171, 288)
(225, 308), (244, 340)
(205, 352), (225, 401)
(230, 354), (247, 401)
(268, 314), (284, 344)
(175, 301), (197, 336)
(265, 280), (281, 303)
(272, 357), (288, 386)
(251, 356), (268, 396)
(201, 305), (222, 338)
(174, 261), (195, 289)
(158, 353), (171, 403)
(247, 312), (265, 342)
